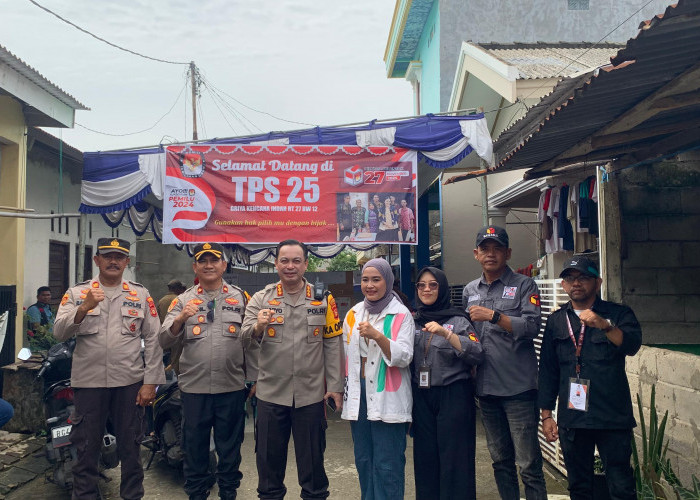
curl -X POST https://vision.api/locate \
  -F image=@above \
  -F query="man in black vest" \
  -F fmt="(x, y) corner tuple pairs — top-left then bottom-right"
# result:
(26, 286), (54, 335)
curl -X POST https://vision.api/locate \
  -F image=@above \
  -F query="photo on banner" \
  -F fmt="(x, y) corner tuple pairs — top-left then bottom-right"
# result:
(162, 145), (418, 245)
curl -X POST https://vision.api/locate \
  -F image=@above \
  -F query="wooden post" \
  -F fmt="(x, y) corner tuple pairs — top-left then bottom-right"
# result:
(598, 162), (623, 302)
(190, 61), (198, 141)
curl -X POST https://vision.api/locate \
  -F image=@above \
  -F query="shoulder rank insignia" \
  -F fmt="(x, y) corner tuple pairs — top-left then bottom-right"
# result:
(146, 297), (157, 317)
(276, 284), (283, 296)
(197, 286), (203, 294)
(122, 282), (130, 291)
(92, 282), (100, 289)
(223, 285), (229, 293)
(306, 285), (312, 298)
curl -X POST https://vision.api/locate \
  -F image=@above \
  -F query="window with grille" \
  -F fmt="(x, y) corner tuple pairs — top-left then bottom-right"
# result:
(568, 0), (589, 10)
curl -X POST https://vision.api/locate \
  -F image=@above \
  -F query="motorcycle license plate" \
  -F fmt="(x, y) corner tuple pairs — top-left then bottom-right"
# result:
(51, 424), (72, 448)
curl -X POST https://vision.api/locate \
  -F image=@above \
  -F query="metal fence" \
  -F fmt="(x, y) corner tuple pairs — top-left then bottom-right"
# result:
(450, 279), (568, 476)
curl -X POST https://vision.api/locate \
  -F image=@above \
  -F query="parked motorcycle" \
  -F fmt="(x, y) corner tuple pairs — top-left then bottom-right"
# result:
(143, 368), (185, 469)
(19, 341), (119, 490)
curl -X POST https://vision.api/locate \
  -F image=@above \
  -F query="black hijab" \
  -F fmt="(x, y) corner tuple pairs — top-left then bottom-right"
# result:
(413, 266), (469, 327)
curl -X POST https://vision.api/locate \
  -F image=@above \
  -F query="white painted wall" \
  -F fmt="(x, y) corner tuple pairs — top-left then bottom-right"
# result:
(23, 150), (135, 308)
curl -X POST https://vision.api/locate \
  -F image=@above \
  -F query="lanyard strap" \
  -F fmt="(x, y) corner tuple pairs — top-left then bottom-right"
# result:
(423, 332), (435, 365)
(565, 312), (586, 378)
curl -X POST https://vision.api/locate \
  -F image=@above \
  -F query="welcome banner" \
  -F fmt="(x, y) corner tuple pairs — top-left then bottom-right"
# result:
(162, 145), (418, 245)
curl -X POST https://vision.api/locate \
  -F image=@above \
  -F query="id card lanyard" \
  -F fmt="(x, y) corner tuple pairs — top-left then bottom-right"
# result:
(565, 312), (586, 380)
(565, 312), (590, 412)
(418, 332), (435, 389)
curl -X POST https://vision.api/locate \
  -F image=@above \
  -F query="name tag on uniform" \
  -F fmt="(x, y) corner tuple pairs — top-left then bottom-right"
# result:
(568, 378), (590, 412)
(418, 366), (431, 389)
(467, 294), (480, 302)
(502, 286), (517, 299)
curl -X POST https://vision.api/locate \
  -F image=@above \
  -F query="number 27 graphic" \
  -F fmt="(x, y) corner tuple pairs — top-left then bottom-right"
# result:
(363, 171), (385, 184)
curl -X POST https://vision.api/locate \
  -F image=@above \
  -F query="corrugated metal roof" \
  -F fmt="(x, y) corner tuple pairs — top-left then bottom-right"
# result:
(0, 44), (89, 110)
(478, 42), (623, 79)
(486, 0), (700, 176)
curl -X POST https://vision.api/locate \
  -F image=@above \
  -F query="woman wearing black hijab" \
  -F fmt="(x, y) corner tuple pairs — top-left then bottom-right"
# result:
(411, 267), (484, 500)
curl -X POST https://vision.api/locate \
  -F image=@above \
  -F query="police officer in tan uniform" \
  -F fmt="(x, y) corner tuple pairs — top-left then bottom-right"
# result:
(242, 239), (344, 500)
(54, 238), (164, 500)
(160, 242), (257, 500)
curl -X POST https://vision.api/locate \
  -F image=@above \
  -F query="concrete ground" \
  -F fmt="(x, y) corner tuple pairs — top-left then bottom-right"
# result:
(6, 408), (570, 499)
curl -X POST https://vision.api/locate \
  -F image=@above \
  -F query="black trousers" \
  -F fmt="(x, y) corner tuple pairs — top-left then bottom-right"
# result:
(559, 427), (637, 500)
(181, 390), (247, 498)
(71, 382), (144, 500)
(412, 379), (477, 500)
(255, 399), (328, 500)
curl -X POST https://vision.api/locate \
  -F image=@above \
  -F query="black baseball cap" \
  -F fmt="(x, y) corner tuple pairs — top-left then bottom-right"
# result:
(560, 256), (600, 278)
(193, 242), (224, 260)
(475, 226), (509, 248)
(97, 238), (130, 256)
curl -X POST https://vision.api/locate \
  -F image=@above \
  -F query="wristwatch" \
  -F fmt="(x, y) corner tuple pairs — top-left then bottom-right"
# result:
(489, 310), (501, 324)
(602, 319), (615, 332)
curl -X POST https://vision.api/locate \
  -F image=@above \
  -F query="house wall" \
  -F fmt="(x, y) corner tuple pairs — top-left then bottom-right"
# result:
(416, 1), (441, 114)
(0, 96), (28, 350)
(442, 170), (539, 287)
(23, 147), (134, 308)
(618, 155), (700, 344)
(135, 239), (197, 301)
(438, 0), (671, 112)
(626, 346), (700, 485)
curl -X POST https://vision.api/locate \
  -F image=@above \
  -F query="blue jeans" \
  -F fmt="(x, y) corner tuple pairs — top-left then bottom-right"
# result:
(350, 379), (407, 500)
(479, 395), (547, 500)
(0, 399), (13, 428)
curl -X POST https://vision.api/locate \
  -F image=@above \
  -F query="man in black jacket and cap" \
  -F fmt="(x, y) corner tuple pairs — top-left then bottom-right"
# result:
(538, 256), (641, 500)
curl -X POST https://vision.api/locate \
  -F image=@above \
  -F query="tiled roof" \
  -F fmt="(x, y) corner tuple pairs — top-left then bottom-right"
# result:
(477, 42), (624, 79)
(0, 44), (89, 110)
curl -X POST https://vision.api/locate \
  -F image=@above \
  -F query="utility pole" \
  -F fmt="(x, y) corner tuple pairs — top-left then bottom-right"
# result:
(190, 61), (199, 141)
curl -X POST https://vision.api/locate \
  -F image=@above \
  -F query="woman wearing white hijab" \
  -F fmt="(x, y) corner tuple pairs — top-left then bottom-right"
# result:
(342, 258), (414, 500)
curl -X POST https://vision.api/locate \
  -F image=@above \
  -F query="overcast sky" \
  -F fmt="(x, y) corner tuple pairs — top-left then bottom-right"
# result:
(3, 0), (413, 152)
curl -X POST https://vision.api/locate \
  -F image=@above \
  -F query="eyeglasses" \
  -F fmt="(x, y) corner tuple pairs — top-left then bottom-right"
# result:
(207, 300), (215, 322)
(561, 275), (595, 284)
(416, 281), (439, 291)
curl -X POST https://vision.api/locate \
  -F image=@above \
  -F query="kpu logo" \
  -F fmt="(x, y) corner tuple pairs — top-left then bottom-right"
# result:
(344, 165), (363, 187)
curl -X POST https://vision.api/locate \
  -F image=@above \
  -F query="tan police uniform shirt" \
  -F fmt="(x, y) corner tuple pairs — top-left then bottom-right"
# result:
(241, 280), (344, 408)
(159, 281), (258, 394)
(54, 278), (165, 389)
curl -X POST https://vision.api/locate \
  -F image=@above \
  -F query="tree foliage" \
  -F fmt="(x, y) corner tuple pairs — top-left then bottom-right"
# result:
(307, 250), (358, 272)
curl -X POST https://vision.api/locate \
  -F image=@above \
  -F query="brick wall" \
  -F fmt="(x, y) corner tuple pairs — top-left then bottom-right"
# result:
(626, 346), (700, 485)
(618, 154), (700, 344)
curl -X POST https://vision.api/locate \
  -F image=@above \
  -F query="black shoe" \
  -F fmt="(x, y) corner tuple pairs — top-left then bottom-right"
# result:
(219, 492), (237, 500)
(189, 494), (209, 500)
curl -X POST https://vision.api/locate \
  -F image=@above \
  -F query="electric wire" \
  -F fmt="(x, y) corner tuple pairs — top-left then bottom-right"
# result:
(206, 86), (240, 136)
(27, 0), (189, 65)
(76, 79), (188, 136)
(206, 86), (249, 134)
(204, 83), (262, 134)
(202, 77), (317, 127)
